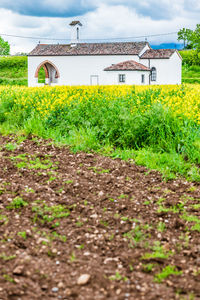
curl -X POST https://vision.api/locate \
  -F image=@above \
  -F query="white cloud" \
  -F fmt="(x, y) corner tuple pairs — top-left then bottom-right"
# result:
(0, 0), (96, 17)
(0, 1), (199, 54)
(83, 3), (197, 43)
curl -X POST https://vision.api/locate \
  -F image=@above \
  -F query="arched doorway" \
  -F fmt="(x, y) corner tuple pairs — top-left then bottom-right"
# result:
(35, 60), (60, 85)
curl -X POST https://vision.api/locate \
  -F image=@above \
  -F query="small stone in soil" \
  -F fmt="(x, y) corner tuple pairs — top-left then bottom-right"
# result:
(13, 265), (24, 275)
(125, 293), (130, 298)
(116, 289), (121, 295)
(58, 282), (64, 288)
(52, 287), (59, 293)
(64, 288), (72, 296)
(90, 214), (98, 218)
(77, 274), (91, 285)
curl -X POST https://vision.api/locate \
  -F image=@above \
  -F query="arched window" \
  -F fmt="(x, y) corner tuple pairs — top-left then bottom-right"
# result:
(151, 67), (157, 81)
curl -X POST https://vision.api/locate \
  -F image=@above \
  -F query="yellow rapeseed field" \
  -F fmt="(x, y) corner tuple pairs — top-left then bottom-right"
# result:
(0, 84), (199, 124)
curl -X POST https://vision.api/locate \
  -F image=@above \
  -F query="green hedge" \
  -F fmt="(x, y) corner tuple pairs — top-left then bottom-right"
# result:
(0, 56), (27, 69)
(179, 50), (200, 66)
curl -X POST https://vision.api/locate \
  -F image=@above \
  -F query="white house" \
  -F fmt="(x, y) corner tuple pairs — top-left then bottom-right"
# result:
(28, 21), (182, 87)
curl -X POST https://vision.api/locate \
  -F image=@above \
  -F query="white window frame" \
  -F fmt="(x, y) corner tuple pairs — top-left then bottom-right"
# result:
(151, 67), (157, 81)
(119, 74), (126, 83)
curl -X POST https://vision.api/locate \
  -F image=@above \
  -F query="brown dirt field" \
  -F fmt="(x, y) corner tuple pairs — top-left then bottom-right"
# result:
(0, 134), (200, 300)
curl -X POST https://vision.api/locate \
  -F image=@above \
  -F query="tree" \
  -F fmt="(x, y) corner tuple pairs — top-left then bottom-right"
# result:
(178, 24), (200, 53)
(190, 24), (200, 53)
(177, 28), (193, 49)
(0, 36), (10, 55)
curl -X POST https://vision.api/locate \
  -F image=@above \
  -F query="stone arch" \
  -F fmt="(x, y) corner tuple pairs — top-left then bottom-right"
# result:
(34, 60), (60, 85)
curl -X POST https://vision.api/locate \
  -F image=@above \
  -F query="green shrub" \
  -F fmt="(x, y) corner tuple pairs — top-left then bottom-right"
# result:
(0, 56), (27, 86)
(179, 50), (200, 66)
(0, 56), (27, 69)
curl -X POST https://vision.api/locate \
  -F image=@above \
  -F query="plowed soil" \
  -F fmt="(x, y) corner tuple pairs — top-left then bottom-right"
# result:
(0, 134), (200, 300)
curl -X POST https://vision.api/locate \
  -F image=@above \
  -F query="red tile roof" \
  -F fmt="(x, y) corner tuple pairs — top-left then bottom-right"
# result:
(69, 21), (82, 26)
(104, 60), (150, 71)
(141, 49), (176, 59)
(29, 42), (148, 56)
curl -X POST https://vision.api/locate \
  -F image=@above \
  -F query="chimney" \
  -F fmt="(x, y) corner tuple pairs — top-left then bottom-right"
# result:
(69, 21), (82, 45)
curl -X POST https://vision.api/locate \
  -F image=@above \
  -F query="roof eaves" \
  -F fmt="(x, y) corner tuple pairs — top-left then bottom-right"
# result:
(104, 69), (150, 71)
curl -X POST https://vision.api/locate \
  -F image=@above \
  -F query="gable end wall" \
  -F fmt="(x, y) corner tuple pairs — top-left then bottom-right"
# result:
(139, 52), (182, 85)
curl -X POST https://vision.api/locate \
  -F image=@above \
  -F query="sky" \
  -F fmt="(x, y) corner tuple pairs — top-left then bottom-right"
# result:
(0, 0), (199, 54)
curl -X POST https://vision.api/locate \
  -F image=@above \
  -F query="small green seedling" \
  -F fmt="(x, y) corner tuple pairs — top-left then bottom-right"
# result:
(141, 241), (172, 260)
(157, 222), (166, 232)
(64, 180), (73, 184)
(4, 143), (17, 151)
(0, 215), (8, 225)
(142, 263), (156, 273)
(0, 253), (16, 261)
(3, 274), (15, 283)
(17, 231), (27, 240)
(144, 200), (150, 205)
(109, 272), (127, 282)
(154, 265), (182, 283)
(25, 187), (35, 193)
(6, 197), (28, 210)
(70, 252), (76, 262)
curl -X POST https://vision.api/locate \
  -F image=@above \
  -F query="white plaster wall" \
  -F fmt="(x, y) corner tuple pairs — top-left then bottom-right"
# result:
(140, 52), (182, 85)
(28, 51), (182, 87)
(28, 55), (140, 87)
(104, 71), (150, 85)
